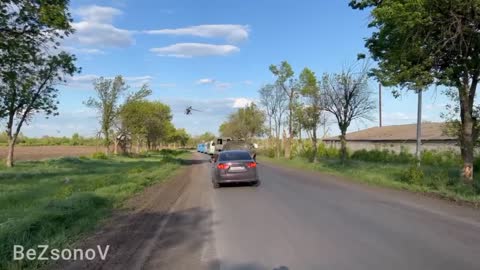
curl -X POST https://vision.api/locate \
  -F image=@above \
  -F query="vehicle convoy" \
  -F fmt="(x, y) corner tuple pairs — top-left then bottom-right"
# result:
(212, 140), (257, 162)
(206, 141), (215, 155)
(212, 150), (260, 188)
(214, 137), (232, 153)
(197, 143), (205, 153)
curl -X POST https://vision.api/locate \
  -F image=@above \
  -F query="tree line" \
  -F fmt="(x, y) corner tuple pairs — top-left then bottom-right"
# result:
(258, 60), (375, 163)
(85, 76), (190, 154)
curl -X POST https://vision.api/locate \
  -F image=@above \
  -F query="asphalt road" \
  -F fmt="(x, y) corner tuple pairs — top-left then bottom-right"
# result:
(182, 153), (480, 270)
(64, 152), (480, 270)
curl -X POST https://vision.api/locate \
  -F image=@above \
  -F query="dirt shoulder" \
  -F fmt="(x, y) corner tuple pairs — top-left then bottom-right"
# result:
(54, 155), (206, 270)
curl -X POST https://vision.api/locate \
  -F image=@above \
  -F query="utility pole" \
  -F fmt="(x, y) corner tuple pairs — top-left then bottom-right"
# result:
(379, 83), (382, 127)
(416, 90), (422, 166)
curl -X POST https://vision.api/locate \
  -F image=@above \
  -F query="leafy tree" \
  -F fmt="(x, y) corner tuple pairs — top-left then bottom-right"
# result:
(170, 128), (190, 147)
(322, 62), (376, 163)
(350, 0), (480, 181)
(85, 76), (128, 153)
(119, 100), (173, 151)
(298, 68), (325, 162)
(259, 83), (288, 157)
(219, 103), (266, 139)
(270, 61), (298, 159)
(259, 84), (276, 138)
(198, 132), (216, 142)
(0, 0), (79, 167)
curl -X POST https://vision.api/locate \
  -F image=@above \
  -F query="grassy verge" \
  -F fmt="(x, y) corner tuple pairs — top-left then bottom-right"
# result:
(0, 150), (190, 270)
(259, 156), (480, 206)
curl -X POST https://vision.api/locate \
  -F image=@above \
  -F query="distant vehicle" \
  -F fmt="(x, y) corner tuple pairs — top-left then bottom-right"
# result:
(214, 137), (232, 153)
(213, 140), (256, 162)
(212, 150), (260, 188)
(206, 141), (215, 155)
(197, 143), (205, 153)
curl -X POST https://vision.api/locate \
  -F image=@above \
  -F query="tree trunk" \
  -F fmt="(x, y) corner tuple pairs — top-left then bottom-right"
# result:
(340, 131), (347, 164)
(103, 128), (110, 154)
(283, 129), (291, 159)
(114, 136), (119, 155)
(6, 135), (17, 167)
(312, 129), (318, 163)
(459, 84), (475, 182)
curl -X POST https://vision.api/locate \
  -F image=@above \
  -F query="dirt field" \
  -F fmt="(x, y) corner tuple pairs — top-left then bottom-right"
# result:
(0, 145), (100, 161)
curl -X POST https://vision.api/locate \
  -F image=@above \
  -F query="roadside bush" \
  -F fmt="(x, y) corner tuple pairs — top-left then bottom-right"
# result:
(399, 165), (424, 185)
(317, 143), (340, 159)
(259, 147), (275, 158)
(351, 148), (414, 163)
(421, 150), (461, 167)
(91, 152), (108, 160)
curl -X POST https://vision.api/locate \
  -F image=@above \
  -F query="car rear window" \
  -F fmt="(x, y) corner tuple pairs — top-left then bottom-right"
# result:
(219, 151), (252, 161)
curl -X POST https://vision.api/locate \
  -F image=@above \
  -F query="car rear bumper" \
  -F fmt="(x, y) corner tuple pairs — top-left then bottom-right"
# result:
(215, 175), (258, 183)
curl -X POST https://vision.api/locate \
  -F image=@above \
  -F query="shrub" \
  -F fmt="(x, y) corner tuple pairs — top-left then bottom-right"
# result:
(421, 150), (460, 167)
(317, 143), (340, 159)
(399, 165), (424, 185)
(259, 147), (275, 158)
(91, 152), (108, 160)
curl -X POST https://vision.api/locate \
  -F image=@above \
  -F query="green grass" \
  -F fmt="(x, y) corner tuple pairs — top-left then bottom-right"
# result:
(0, 150), (190, 270)
(260, 156), (480, 206)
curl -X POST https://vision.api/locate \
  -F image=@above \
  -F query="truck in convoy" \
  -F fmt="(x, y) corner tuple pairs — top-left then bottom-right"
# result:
(206, 141), (215, 155)
(211, 139), (257, 162)
(214, 137), (232, 154)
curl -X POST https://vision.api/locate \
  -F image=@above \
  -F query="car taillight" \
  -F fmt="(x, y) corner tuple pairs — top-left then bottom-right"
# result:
(217, 163), (230, 170)
(246, 162), (257, 168)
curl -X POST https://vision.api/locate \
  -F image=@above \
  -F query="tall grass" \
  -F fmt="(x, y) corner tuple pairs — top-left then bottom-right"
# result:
(0, 150), (189, 270)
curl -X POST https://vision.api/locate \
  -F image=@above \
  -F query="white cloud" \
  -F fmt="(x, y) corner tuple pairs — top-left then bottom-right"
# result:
(232, 98), (253, 108)
(196, 78), (216, 85)
(66, 74), (153, 89)
(71, 21), (133, 47)
(144, 24), (250, 43)
(150, 43), (239, 58)
(68, 5), (133, 48)
(196, 78), (232, 89)
(75, 5), (122, 23)
(62, 46), (105, 55)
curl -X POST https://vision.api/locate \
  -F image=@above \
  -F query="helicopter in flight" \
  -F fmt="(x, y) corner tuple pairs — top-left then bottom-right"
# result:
(185, 106), (202, 115)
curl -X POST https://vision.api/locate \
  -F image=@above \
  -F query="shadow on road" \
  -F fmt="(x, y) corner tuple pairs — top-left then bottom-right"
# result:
(57, 207), (214, 270)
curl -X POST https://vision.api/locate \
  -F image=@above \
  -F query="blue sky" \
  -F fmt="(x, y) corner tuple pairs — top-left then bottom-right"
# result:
(23, 0), (448, 137)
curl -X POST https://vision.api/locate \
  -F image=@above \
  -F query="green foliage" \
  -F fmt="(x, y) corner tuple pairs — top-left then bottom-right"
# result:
(219, 103), (266, 139)
(119, 99), (173, 149)
(317, 143), (341, 159)
(259, 147), (276, 158)
(0, 151), (186, 270)
(351, 148), (413, 163)
(91, 152), (108, 160)
(351, 0), (480, 179)
(0, 0), (79, 166)
(349, 148), (462, 167)
(0, 133), (101, 146)
(85, 76), (129, 149)
(399, 165), (425, 185)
